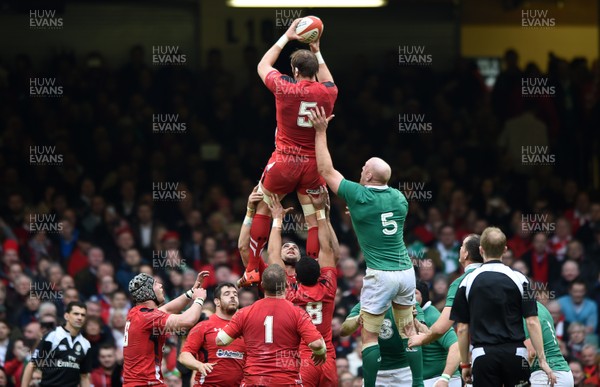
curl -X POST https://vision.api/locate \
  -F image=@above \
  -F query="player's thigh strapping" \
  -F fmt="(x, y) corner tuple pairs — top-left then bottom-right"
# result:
(530, 370), (574, 387)
(375, 367), (412, 387)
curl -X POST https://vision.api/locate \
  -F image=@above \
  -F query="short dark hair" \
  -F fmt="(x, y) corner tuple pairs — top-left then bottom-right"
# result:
(569, 279), (587, 290)
(66, 301), (87, 314)
(295, 257), (320, 286)
(464, 234), (483, 263)
(262, 265), (286, 295)
(214, 282), (237, 299)
(0, 319), (10, 329)
(99, 343), (116, 351)
(416, 281), (430, 307)
(290, 49), (318, 78)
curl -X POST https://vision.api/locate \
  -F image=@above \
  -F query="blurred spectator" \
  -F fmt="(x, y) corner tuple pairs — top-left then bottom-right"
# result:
(558, 280), (598, 333)
(116, 248), (144, 291)
(569, 359), (586, 387)
(580, 344), (599, 385)
(566, 240), (598, 286)
(4, 338), (28, 386)
(237, 288), (257, 308)
(0, 321), (13, 367)
(552, 260), (581, 297)
(74, 247), (105, 299)
(91, 344), (122, 387)
(131, 204), (163, 259)
(546, 300), (566, 341)
(434, 225), (459, 274)
(83, 316), (115, 369)
(567, 322), (587, 359)
(339, 371), (354, 387)
(521, 233), (560, 284)
(431, 273), (449, 311)
(550, 218), (573, 262)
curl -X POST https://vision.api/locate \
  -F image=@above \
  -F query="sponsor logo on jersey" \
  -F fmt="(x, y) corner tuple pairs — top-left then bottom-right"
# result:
(216, 349), (244, 359)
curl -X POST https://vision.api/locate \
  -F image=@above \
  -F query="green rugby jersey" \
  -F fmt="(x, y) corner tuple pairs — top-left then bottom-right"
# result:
(523, 301), (570, 372)
(420, 302), (460, 379)
(445, 263), (482, 307)
(338, 179), (411, 271)
(348, 303), (408, 371)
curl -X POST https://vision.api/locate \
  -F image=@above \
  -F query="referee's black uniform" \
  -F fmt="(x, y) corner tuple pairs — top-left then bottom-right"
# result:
(450, 259), (536, 387)
(31, 325), (92, 387)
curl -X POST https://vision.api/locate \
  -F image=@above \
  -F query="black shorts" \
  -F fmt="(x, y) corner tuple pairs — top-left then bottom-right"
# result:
(472, 345), (531, 387)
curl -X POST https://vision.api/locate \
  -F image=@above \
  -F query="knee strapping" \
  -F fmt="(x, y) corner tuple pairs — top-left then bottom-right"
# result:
(360, 310), (385, 334)
(258, 183), (273, 206)
(301, 203), (316, 217)
(392, 307), (415, 339)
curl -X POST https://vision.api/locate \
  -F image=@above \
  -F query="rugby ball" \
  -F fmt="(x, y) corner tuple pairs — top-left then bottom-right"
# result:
(295, 16), (323, 44)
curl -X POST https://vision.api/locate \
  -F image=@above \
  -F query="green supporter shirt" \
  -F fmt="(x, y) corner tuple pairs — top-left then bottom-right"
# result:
(523, 301), (570, 372)
(445, 263), (482, 307)
(348, 303), (408, 370)
(337, 179), (411, 271)
(419, 302), (460, 379)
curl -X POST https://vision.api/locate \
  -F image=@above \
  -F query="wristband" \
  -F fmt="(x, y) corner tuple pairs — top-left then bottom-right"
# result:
(315, 51), (325, 65)
(194, 297), (204, 306)
(316, 209), (326, 221)
(243, 216), (253, 227)
(272, 218), (282, 228)
(246, 206), (256, 214)
(459, 362), (471, 369)
(312, 346), (326, 356)
(440, 374), (451, 381)
(185, 289), (193, 299)
(275, 35), (289, 49)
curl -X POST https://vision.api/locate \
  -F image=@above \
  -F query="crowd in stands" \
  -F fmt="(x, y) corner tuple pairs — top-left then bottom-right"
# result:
(0, 44), (598, 386)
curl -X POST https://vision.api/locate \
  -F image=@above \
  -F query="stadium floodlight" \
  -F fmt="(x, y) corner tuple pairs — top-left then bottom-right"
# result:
(227, 0), (386, 7)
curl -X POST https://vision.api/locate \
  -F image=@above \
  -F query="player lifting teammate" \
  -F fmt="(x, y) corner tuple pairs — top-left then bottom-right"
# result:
(310, 106), (417, 387)
(239, 17), (338, 287)
(266, 189), (339, 386)
(217, 264), (327, 386)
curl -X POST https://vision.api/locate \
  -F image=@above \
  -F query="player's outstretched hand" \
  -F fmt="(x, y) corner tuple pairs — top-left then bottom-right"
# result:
(309, 187), (329, 211)
(196, 362), (215, 377)
(267, 194), (293, 220)
(311, 351), (327, 366)
(308, 106), (334, 133)
(247, 185), (263, 211)
(284, 18), (303, 41)
(193, 271), (210, 289)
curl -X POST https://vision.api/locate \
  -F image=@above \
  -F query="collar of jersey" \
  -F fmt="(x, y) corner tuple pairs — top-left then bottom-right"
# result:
(421, 301), (432, 311)
(482, 259), (503, 265)
(465, 263), (482, 272)
(364, 185), (389, 189)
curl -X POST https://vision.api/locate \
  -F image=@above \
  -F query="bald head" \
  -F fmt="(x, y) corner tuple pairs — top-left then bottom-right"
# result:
(480, 227), (507, 260)
(361, 157), (392, 186)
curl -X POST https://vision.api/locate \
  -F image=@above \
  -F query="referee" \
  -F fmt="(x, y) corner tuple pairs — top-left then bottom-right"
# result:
(21, 301), (92, 387)
(450, 227), (556, 386)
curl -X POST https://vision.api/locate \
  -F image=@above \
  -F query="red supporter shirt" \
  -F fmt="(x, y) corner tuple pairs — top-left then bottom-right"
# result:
(123, 305), (170, 386)
(264, 70), (337, 158)
(222, 297), (323, 386)
(182, 314), (246, 386)
(286, 267), (337, 359)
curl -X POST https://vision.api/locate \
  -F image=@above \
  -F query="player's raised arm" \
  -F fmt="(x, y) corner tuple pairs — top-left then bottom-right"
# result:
(266, 195), (293, 268)
(308, 39), (334, 84)
(163, 286), (207, 329)
(310, 189), (336, 268)
(257, 19), (302, 82)
(238, 186), (263, 267)
(310, 106), (343, 194)
(159, 271), (208, 314)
